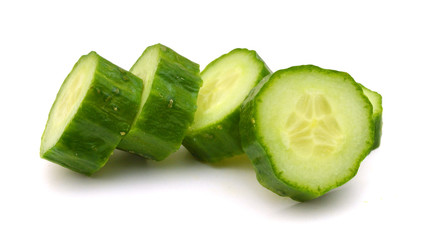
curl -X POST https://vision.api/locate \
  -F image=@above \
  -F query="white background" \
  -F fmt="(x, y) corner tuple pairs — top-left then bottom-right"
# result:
(1, 0), (423, 239)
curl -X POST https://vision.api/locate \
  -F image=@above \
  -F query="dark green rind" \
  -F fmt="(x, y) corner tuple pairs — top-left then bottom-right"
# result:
(372, 114), (382, 149)
(40, 52), (143, 175)
(240, 65), (374, 201)
(183, 109), (244, 163)
(359, 84), (383, 150)
(183, 49), (271, 162)
(118, 44), (202, 160)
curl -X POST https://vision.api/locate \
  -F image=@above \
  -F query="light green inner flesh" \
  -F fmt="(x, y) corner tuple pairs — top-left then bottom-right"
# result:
(285, 93), (344, 158)
(258, 72), (372, 193)
(41, 53), (97, 154)
(130, 46), (160, 116)
(191, 51), (262, 130)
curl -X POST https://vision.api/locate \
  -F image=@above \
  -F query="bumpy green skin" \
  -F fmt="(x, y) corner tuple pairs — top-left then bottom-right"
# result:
(118, 44), (202, 160)
(359, 84), (383, 150)
(183, 49), (271, 163)
(40, 52), (143, 175)
(183, 109), (244, 162)
(240, 65), (374, 201)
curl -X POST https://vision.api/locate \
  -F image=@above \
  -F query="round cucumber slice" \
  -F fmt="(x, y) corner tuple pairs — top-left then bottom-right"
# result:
(40, 52), (143, 175)
(117, 44), (202, 161)
(359, 83), (383, 150)
(240, 65), (374, 201)
(183, 49), (271, 162)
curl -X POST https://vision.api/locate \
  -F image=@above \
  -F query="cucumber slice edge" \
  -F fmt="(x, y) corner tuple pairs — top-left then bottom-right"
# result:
(358, 83), (383, 149)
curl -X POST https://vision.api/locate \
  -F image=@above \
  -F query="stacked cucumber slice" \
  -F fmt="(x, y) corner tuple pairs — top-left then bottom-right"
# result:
(183, 49), (271, 162)
(41, 45), (382, 201)
(40, 52), (143, 175)
(117, 44), (202, 160)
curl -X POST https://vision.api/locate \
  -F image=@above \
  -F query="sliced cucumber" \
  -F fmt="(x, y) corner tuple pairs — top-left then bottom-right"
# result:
(183, 49), (271, 162)
(359, 84), (383, 149)
(117, 44), (202, 160)
(240, 65), (374, 201)
(40, 52), (143, 174)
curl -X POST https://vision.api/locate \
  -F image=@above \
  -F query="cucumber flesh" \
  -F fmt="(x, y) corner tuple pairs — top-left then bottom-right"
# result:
(359, 84), (383, 149)
(183, 49), (271, 162)
(40, 52), (143, 174)
(130, 45), (159, 113)
(240, 65), (374, 201)
(117, 44), (202, 160)
(191, 50), (269, 130)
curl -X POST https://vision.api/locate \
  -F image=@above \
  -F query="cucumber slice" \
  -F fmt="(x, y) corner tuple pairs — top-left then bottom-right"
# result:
(240, 65), (374, 201)
(183, 49), (271, 162)
(40, 52), (143, 175)
(117, 44), (202, 160)
(359, 84), (383, 149)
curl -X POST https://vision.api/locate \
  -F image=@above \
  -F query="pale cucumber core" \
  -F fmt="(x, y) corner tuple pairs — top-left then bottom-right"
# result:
(191, 51), (263, 130)
(285, 93), (344, 158)
(41, 53), (97, 154)
(130, 46), (160, 114)
(258, 71), (372, 192)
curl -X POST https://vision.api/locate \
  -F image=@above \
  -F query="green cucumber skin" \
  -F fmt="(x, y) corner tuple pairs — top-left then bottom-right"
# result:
(358, 83), (383, 150)
(118, 44), (202, 160)
(183, 49), (271, 162)
(183, 109), (243, 163)
(372, 113), (382, 149)
(240, 65), (374, 202)
(41, 52), (143, 175)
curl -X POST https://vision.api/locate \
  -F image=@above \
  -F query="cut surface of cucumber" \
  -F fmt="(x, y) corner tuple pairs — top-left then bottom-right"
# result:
(40, 52), (143, 174)
(117, 44), (202, 160)
(183, 49), (271, 162)
(42, 55), (96, 152)
(240, 65), (374, 201)
(359, 84), (383, 149)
